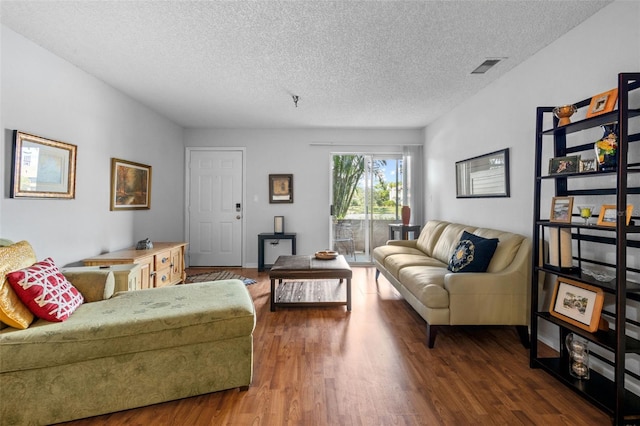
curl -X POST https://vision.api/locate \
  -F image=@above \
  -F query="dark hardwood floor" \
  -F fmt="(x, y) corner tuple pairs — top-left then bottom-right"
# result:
(59, 266), (610, 425)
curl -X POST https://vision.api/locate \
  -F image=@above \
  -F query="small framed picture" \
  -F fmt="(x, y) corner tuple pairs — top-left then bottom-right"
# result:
(549, 277), (604, 332)
(550, 196), (574, 223)
(597, 204), (634, 227)
(269, 174), (293, 204)
(586, 88), (618, 118)
(110, 158), (152, 210)
(549, 155), (581, 175)
(579, 159), (596, 173)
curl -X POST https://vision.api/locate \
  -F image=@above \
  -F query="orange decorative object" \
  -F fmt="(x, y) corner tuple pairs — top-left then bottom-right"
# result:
(401, 206), (411, 225)
(553, 105), (577, 126)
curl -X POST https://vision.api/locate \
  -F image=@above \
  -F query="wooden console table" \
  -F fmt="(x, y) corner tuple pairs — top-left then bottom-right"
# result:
(258, 233), (296, 272)
(83, 242), (187, 289)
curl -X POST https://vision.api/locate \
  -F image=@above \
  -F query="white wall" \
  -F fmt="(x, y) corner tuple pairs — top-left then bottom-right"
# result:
(424, 0), (640, 393)
(184, 128), (422, 267)
(425, 0), (639, 236)
(1, 26), (185, 266)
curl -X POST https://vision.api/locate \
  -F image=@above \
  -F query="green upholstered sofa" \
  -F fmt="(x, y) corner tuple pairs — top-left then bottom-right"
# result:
(373, 220), (532, 348)
(0, 241), (256, 425)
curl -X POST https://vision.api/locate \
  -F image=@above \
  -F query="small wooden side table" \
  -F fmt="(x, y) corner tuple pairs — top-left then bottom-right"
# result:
(388, 224), (421, 240)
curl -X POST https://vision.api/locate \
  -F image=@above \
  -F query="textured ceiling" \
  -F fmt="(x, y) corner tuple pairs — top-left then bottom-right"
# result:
(1, 1), (611, 129)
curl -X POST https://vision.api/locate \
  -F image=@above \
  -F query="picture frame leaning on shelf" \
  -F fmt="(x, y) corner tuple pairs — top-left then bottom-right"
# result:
(548, 155), (581, 175)
(550, 196), (574, 223)
(549, 277), (604, 333)
(596, 204), (634, 227)
(585, 88), (618, 118)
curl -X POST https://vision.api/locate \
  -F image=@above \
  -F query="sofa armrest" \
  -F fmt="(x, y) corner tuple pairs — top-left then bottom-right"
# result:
(63, 270), (115, 302)
(385, 240), (418, 248)
(444, 269), (530, 325)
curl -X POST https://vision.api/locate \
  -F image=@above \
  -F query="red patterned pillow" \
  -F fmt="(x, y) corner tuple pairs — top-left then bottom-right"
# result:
(7, 258), (84, 322)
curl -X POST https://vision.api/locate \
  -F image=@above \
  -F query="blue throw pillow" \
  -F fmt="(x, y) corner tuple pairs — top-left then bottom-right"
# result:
(448, 231), (499, 273)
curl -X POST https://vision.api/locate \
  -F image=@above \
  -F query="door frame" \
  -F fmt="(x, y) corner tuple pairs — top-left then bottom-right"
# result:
(329, 152), (404, 264)
(184, 147), (247, 267)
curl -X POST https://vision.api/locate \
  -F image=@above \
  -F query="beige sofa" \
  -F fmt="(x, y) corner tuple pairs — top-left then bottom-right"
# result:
(0, 241), (256, 425)
(373, 220), (532, 348)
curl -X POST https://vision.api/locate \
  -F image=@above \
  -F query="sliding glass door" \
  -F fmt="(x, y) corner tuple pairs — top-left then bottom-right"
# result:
(330, 153), (404, 263)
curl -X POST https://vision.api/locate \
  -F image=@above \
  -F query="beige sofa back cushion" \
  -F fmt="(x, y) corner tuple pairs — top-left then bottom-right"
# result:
(415, 220), (450, 257)
(430, 223), (478, 264)
(473, 228), (525, 273)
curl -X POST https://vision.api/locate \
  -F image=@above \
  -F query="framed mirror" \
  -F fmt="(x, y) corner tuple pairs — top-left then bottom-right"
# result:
(456, 148), (510, 198)
(11, 131), (77, 199)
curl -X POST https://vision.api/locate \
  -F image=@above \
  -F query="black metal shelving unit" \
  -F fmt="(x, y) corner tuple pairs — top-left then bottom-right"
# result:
(530, 73), (640, 425)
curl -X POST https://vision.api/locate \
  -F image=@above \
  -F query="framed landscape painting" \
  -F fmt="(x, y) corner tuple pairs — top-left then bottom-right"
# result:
(110, 158), (152, 210)
(549, 277), (604, 332)
(550, 196), (574, 223)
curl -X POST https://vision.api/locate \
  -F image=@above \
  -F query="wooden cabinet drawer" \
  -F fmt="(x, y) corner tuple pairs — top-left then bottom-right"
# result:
(155, 267), (172, 287)
(154, 250), (172, 271)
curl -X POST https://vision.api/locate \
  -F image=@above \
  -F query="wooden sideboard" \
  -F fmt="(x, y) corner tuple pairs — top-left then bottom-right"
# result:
(83, 242), (187, 289)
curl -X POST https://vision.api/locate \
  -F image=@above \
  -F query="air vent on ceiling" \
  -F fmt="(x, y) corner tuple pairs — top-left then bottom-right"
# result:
(471, 58), (503, 74)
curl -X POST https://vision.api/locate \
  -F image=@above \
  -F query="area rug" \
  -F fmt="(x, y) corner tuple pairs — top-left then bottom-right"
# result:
(185, 271), (256, 285)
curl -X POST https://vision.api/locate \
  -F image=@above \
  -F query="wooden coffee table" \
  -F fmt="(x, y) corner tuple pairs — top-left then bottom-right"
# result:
(269, 255), (352, 311)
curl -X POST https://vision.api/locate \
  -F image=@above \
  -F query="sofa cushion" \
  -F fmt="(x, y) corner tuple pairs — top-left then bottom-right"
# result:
(415, 220), (450, 257)
(62, 270), (115, 302)
(398, 266), (449, 309)
(372, 244), (423, 265)
(7, 258), (84, 322)
(473, 229), (525, 273)
(384, 254), (447, 279)
(431, 223), (477, 264)
(448, 231), (499, 273)
(0, 241), (37, 329)
(0, 280), (255, 373)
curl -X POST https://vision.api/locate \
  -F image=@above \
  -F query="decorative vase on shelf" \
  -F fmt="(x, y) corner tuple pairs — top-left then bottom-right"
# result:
(401, 205), (411, 225)
(594, 123), (618, 171)
(565, 333), (590, 380)
(553, 104), (577, 126)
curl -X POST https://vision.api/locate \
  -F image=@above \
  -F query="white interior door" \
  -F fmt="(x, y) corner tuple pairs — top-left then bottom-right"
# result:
(187, 149), (243, 266)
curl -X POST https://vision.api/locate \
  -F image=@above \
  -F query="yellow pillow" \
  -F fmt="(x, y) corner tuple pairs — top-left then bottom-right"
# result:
(0, 241), (37, 329)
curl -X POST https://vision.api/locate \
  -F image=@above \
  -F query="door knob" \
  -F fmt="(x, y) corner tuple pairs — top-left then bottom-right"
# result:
(236, 215), (241, 220)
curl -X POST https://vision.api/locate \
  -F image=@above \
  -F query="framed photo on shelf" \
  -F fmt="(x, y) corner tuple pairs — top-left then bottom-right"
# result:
(269, 174), (293, 203)
(548, 155), (580, 175)
(110, 158), (152, 210)
(549, 277), (604, 333)
(586, 88), (618, 118)
(597, 204), (634, 227)
(11, 131), (77, 199)
(550, 196), (574, 223)
(579, 159), (596, 172)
